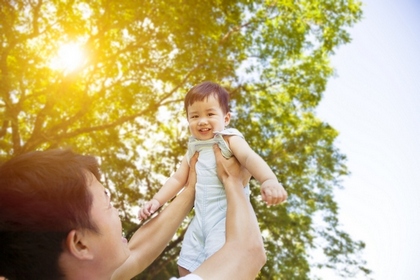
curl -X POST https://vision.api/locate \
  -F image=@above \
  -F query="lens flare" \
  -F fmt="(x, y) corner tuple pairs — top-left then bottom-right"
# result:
(49, 42), (85, 73)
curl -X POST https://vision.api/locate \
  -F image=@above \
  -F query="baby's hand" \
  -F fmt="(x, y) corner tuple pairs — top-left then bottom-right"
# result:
(261, 179), (287, 206)
(138, 198), (161, 220)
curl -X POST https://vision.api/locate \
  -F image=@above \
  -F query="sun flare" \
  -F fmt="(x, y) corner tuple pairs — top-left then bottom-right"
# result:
(49, 42), (85, 73)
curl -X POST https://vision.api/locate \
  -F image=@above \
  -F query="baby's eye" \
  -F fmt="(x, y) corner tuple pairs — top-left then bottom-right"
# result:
(190, 115), (198, 119)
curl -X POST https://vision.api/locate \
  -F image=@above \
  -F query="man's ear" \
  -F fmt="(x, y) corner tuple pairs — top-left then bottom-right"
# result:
(65, 229), (94, 260)
(224, 112), (231, 126)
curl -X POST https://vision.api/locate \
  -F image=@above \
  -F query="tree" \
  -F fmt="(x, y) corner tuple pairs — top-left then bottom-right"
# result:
(0, 0), (369, 278)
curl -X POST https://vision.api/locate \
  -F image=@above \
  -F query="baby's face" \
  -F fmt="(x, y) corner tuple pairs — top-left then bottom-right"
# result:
(187, 95), (230, 140)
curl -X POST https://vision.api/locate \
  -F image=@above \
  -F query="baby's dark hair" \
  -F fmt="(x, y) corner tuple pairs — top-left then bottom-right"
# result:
(184, 81), (230, 116)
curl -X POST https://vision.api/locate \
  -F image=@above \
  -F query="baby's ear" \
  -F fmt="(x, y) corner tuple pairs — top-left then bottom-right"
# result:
(224, 112), (231, 125)
(65, 229), (94, 260)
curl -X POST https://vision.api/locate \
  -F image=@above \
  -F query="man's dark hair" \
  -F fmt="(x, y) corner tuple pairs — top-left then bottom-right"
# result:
(0, 149), (100, 279)
(184, 81), (230, 116)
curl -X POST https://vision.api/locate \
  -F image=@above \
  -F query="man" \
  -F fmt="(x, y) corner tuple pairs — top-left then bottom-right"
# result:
(0, 146), (265, 279)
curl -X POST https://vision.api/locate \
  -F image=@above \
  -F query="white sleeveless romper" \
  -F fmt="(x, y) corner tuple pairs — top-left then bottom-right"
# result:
(177, 128), (250, 272)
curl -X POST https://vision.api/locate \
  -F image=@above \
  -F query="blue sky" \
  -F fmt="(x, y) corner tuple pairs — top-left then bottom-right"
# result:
(316, 0), (420, 279)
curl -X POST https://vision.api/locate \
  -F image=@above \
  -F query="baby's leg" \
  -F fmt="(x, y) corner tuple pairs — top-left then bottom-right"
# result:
(178, 265), (191, 277)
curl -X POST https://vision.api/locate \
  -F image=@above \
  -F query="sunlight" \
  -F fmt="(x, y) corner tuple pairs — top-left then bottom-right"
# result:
(49, 42), (85, 73)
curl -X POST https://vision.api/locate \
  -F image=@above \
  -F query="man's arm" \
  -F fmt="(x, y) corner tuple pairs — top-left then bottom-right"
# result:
(112, 153), (198, 280)
(192, 145), (266, 280)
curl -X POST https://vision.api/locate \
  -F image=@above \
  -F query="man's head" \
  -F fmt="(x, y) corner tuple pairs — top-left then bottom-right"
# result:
(0, 149), (129, 279)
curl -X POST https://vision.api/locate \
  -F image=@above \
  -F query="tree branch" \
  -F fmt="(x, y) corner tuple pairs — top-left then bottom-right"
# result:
(0, 120), (9, 138)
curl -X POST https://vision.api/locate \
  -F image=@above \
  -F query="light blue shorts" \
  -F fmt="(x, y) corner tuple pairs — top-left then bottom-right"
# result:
(177, 181), (250, 272)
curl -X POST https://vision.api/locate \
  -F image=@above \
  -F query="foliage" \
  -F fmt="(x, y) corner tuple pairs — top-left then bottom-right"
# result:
(0, 0), (369, 278)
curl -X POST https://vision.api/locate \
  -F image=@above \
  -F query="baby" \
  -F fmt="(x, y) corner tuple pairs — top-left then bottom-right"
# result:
(139, 81), (287, 276)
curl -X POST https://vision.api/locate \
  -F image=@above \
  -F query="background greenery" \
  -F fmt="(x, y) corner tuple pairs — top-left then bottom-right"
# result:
(0, 0), (369, 279)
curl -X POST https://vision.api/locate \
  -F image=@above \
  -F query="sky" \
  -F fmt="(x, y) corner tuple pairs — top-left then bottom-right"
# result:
(315, 0), (420, 279)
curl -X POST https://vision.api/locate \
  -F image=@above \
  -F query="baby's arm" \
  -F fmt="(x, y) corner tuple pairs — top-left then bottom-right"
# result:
(138, 156), (190, 220)
(227, 135), (287, 206)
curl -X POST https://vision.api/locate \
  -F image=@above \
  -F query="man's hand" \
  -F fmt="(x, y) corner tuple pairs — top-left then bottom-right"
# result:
(185, 152), (199, 189)
(213, 144), (250, 185)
